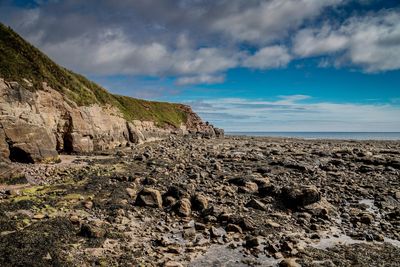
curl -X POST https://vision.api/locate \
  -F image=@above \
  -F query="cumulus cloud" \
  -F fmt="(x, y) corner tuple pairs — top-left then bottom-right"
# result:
(212, 0), (343, 44)
(293, 26), (349, 57)
(41, 30), (239, 77)
(293, 10), (400, 72)
(189, 96), (400, 131)
(243, 46), (291, 69)
(0, 0), (399, 85)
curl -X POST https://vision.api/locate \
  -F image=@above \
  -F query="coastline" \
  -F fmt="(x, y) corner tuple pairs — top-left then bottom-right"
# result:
(1, 135), (399, 266)
(226, 132), (400, 141)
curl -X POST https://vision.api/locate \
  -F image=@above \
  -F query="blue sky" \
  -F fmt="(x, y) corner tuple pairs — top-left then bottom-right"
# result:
(1, 0), (400, 131)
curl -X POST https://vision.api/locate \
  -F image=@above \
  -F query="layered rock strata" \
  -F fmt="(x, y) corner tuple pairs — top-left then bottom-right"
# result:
(0, 78), (222, 163)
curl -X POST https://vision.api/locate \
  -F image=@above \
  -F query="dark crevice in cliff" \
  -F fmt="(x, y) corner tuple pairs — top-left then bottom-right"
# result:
(63, 134), (73, 153)
(61, 114), (74, 153)
(8, 146), (34, 164)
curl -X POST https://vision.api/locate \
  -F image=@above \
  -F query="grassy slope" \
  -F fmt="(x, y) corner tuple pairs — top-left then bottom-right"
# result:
(0, 23), (188, 127)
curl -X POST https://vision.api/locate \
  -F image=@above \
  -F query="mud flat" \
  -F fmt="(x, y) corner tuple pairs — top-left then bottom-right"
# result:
(1, 136), (399, 266)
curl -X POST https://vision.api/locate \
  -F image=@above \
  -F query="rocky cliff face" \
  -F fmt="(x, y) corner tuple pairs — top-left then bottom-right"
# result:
(0, 24), (223, 165)
(0, 78), (223, 164)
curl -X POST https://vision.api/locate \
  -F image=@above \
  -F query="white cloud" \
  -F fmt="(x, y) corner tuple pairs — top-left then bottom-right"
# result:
(41, 30), (239, 77)
(2, 0), (400, 85)
(293, 26), (349, 57)
(213, 0), (343, 44)
(292, 10), (400, 72)
(171, 48), (239, 75)
(189, 96), (400, 132)
(243, 45), (291, 69)
(344, 11), (400, 72)
(176, 74), (225, 86)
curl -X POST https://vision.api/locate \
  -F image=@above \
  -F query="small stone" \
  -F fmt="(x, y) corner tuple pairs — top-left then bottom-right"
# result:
(164, 196), (177, 207)
(244, 236), (261, 248)
(239, 181), (258, 194)
(69, 215), (80, 225)
(274, 252), (284, 259)
(245, 199), (268, 211)
(279, 258), (301, 267)
(33, 213), (46, 220)
(265, 242), (279, 253)
(210, 226), (226, 238)
(166, 245), (183, 254)
(84, 201), (93, 209)
(359, 213), (373, 224)
(43, 252), (52, 260)
(395, 191), (400, 200)
(126, 187), (137, 199)
(164, 261), (183, 267)
(374, 234), (385, 242)
(310, 233), (320, 239)
(226, 224), (243, 233)
(195, 222), (206, 231)
(281, 241), (294, 252)
(177, 198), (192, 217)
(266, 219), (280, 228)
(191, 193), (209, 211)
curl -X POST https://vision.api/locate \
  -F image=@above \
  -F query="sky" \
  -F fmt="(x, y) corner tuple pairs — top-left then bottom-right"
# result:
(1, 0), (400, 131)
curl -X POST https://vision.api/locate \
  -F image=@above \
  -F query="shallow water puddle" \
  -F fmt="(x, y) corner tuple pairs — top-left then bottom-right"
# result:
(308, 226), (400, 250)
(189, 243), (279, 267)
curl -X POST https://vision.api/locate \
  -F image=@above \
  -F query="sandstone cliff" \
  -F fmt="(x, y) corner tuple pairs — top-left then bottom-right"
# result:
(0, 24), (223, 164)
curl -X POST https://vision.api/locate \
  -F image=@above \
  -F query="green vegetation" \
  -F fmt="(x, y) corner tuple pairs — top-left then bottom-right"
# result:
(0, 23), (188, 127)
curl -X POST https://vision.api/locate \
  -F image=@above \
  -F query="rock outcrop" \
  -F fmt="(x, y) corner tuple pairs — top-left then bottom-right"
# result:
(0, 23), (222, 164)
(0, 79), (221, 163)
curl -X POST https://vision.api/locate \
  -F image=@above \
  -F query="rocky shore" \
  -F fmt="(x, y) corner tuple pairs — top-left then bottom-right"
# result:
(1, 136), (399, 266)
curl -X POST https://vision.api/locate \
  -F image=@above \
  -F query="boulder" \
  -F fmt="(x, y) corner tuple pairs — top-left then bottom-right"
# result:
(280, 185), (321, 208)
(279, 258), (301, 267)
(214, 127), (225, 138)
(244, 236), (261, 248)
(226, 224), (242, 233)
(245, 199), (268, 211)
(135, 188), (163, 208)
(2, 122), (58, 163)
(176, 198), (192, 217)
(191, 193), (209, 211)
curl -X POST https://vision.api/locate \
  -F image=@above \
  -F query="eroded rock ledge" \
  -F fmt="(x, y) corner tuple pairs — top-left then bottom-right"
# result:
(0, 78), (223, 164)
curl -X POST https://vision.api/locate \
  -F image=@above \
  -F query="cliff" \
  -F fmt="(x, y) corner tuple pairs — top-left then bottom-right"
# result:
(0, 24), (223, 164)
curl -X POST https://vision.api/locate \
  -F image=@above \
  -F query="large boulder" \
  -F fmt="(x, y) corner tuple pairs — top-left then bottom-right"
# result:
(280, 185), (321, 208)
(2, 122), (58, 163)
(135, 188), (163, 208)
(214, 127), (224, 138)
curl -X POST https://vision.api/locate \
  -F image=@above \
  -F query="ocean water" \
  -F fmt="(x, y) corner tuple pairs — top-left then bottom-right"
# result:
(226, 132), (400, 140)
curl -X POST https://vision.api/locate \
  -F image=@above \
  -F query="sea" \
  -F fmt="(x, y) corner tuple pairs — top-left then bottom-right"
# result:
(226, 132), (400, 140)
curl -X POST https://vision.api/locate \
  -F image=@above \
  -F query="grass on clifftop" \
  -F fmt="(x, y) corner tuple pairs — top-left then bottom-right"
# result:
(0, 23), (188, 127)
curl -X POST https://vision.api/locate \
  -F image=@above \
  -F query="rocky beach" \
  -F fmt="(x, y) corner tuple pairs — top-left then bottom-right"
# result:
(1, 135), (399, 266)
